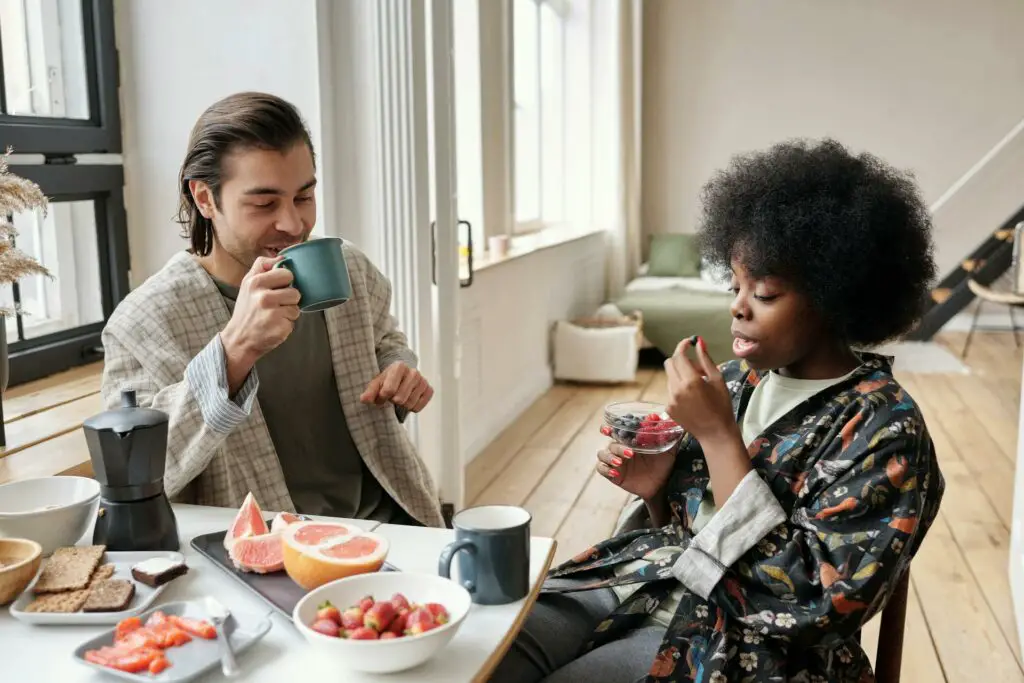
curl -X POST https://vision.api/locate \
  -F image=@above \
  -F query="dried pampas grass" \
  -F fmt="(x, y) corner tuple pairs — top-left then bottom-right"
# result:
(0, 147), (52, 318)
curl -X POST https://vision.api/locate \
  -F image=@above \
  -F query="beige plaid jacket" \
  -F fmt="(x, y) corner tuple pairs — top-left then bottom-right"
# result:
(100, 243), (444, 528)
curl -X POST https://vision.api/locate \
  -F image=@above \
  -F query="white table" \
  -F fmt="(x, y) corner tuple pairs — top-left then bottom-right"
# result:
(0, 503), (556, 682)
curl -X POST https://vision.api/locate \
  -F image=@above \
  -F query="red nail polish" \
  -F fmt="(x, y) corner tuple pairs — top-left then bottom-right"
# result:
(609, 469), (620, 478)
(623, 448), (634, 459)
(600, 425), (612, 437)
(611, 457), (623, 467)
(698, 336), (706, 351)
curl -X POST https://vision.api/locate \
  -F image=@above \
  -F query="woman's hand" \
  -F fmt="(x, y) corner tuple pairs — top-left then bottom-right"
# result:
(667, 336), (753, 507)
(595, 441), (675, 502)
(665, 336), (737, 443)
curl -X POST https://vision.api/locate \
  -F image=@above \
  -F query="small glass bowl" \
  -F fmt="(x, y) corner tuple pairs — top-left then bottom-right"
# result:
(601, 401), (684, 454)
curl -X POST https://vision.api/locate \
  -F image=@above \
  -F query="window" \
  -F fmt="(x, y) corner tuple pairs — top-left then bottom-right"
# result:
(513, 0), (567, 232)
(0, 0), (127, 386)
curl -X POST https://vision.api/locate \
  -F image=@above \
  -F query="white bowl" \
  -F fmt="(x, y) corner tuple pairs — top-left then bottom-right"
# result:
(293, 572), (473, 674)
(0, 477), (100, 555)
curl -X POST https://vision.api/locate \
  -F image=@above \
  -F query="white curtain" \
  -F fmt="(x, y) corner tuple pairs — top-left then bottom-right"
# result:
(596, 0), (644, 300)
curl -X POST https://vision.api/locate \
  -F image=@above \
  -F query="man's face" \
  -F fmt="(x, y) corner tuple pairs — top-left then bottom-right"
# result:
(192, 142), (317, 272)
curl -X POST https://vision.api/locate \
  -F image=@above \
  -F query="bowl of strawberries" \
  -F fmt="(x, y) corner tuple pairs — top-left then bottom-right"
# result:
(292, 571), (472, 673)
(602, 401), (685, 454)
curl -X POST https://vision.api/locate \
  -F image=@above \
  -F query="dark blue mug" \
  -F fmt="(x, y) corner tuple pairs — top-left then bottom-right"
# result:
(438, 505), (531, 605)
(273, 237), (352, 312)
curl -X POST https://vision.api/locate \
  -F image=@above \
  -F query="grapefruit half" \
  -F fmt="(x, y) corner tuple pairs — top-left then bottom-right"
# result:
(281, 521), (389, 590)
(229, 532), (284, 574)
(270, 511), (309, 534)
(224, 492), (270, 552)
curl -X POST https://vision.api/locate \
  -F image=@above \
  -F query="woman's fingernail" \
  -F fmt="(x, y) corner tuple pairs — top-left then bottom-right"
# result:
(623, 448), (634, 459)
(600, 425), (612, 437)
(698, 336), (706, 351)
(609, 469), (620, 478)
(611, 457), (623, 467)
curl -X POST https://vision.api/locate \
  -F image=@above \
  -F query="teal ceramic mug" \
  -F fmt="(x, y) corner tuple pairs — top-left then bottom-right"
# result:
(273, 237), (352, 312)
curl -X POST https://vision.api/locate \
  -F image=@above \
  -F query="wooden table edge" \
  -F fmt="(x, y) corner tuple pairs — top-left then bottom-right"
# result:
(471, 539), (557, 683)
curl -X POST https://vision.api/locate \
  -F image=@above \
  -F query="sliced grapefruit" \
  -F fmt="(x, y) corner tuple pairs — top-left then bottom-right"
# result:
(229, 532), (284, 574)
(291, 522), (355, 547)
(270, 511), (309, 534)
(224, 492), (270, 552)
(281, 522), (389, 590)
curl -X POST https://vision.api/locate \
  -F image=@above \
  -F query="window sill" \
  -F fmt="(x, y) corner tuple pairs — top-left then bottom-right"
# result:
(461, 225), (605, 279)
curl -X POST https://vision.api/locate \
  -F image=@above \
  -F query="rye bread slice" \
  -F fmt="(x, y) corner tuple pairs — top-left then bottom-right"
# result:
(33, 545), (106, 594)
(82, 579), (136, 613)
(130, 557), (188, 588)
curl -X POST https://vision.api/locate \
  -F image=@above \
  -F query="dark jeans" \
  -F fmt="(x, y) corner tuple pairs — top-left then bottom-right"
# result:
(489, 581), (666, 683)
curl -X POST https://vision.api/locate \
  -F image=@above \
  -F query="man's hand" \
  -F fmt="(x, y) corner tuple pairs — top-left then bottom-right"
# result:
(220, 256), (301, 394)
(360, 362), (434, 413)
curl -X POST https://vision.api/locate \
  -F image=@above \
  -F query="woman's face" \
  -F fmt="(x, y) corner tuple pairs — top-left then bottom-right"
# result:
(728, 258), (831, 375)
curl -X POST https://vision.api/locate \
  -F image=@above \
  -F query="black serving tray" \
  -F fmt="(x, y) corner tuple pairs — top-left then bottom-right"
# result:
(190, 521), (397, 621)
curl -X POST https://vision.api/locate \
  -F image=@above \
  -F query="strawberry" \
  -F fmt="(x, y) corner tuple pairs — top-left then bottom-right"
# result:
(388, 611), (408, 635)
(390, 592), (411, 612)
(644, 413), (661, 423)
(316, 600), (341, 625)
(348, 627), (379, 640)
(364, 601), (396, 631)
(341, 606), (364, 630)
(311, 618), (340, 637)
(405, 607), (436, 635)
(424, 603), (450, 625)
(359, 596), (375, 612)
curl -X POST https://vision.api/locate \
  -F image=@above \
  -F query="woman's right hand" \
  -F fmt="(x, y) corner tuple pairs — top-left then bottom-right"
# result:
(595, 439), (675, 502)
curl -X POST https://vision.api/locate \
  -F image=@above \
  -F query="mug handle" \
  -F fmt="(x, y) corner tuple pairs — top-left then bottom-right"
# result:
(272, 257), (294, 273)
(438, 539), (477, 594)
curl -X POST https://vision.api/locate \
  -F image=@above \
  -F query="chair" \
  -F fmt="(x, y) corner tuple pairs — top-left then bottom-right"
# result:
(873, 569), (911, 683)
(961, 277), (1024, 358)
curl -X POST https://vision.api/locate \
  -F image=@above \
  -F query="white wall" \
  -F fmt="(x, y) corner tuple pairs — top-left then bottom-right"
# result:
(112, 0), (605, 467)
(458, 232), (607, 462)
(641, 0), (1024, 277)
(114, 0), (323, 286)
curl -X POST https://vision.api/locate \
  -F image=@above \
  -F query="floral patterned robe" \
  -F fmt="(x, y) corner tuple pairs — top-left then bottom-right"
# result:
(542, 353), (944, 682)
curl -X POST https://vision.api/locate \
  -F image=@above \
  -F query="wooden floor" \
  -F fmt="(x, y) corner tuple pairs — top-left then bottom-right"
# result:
(466, 331), (1023, 682)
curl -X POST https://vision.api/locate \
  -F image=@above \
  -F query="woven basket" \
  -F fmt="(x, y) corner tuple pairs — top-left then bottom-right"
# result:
(0, 538), (42, 605)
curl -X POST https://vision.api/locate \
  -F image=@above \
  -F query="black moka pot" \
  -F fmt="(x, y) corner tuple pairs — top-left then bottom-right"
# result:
(85, 389), (180, 551)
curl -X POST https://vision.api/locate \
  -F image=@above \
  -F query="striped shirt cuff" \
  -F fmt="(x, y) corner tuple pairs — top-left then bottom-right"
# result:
(672, 469), (787, 599)
(185, 334), (259, 435)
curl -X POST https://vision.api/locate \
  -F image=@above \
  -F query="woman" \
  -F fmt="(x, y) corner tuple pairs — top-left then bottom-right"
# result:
(491, 139), (945, 682)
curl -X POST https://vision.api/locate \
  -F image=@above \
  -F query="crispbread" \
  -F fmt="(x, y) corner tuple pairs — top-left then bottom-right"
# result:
(89, 564), (116, 586)
(82, 579), (135, 613)
(23, 588), (90, 613)
(32, 545), (106, 593)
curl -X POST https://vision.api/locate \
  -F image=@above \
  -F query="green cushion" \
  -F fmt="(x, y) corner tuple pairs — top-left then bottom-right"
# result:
(647, 233), (701, 277)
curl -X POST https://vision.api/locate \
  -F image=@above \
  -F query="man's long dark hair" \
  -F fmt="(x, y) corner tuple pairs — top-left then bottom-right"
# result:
(175, 92), (316, 256)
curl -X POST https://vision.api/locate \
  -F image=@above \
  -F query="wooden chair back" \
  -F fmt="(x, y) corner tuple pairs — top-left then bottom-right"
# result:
(873, 569), (911, 683)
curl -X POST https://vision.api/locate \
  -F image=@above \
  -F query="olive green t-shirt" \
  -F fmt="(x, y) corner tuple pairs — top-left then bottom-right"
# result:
(214, 280), (414, 524)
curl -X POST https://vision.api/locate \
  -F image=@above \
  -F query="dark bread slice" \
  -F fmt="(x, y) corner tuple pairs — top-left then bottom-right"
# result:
(130, 558), (188, 588)
(82, 579), (136, 612)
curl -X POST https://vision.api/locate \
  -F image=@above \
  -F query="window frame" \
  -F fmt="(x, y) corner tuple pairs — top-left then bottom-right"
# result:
(511, 0), (568, 234)
(0, 0), (121, 154)
(0, 0), (127, 386)
(5, 163), (128, 385)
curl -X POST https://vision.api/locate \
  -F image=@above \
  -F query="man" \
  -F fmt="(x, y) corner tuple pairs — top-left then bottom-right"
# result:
(101, 92), (444, 527)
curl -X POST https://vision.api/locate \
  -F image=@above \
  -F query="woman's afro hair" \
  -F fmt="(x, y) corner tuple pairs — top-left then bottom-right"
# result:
(697, 138), (937, 347)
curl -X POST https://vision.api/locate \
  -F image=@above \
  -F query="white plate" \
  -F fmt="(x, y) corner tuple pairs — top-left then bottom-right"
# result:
(9, 550), (186, 625)
(72, 600), (272, 682)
